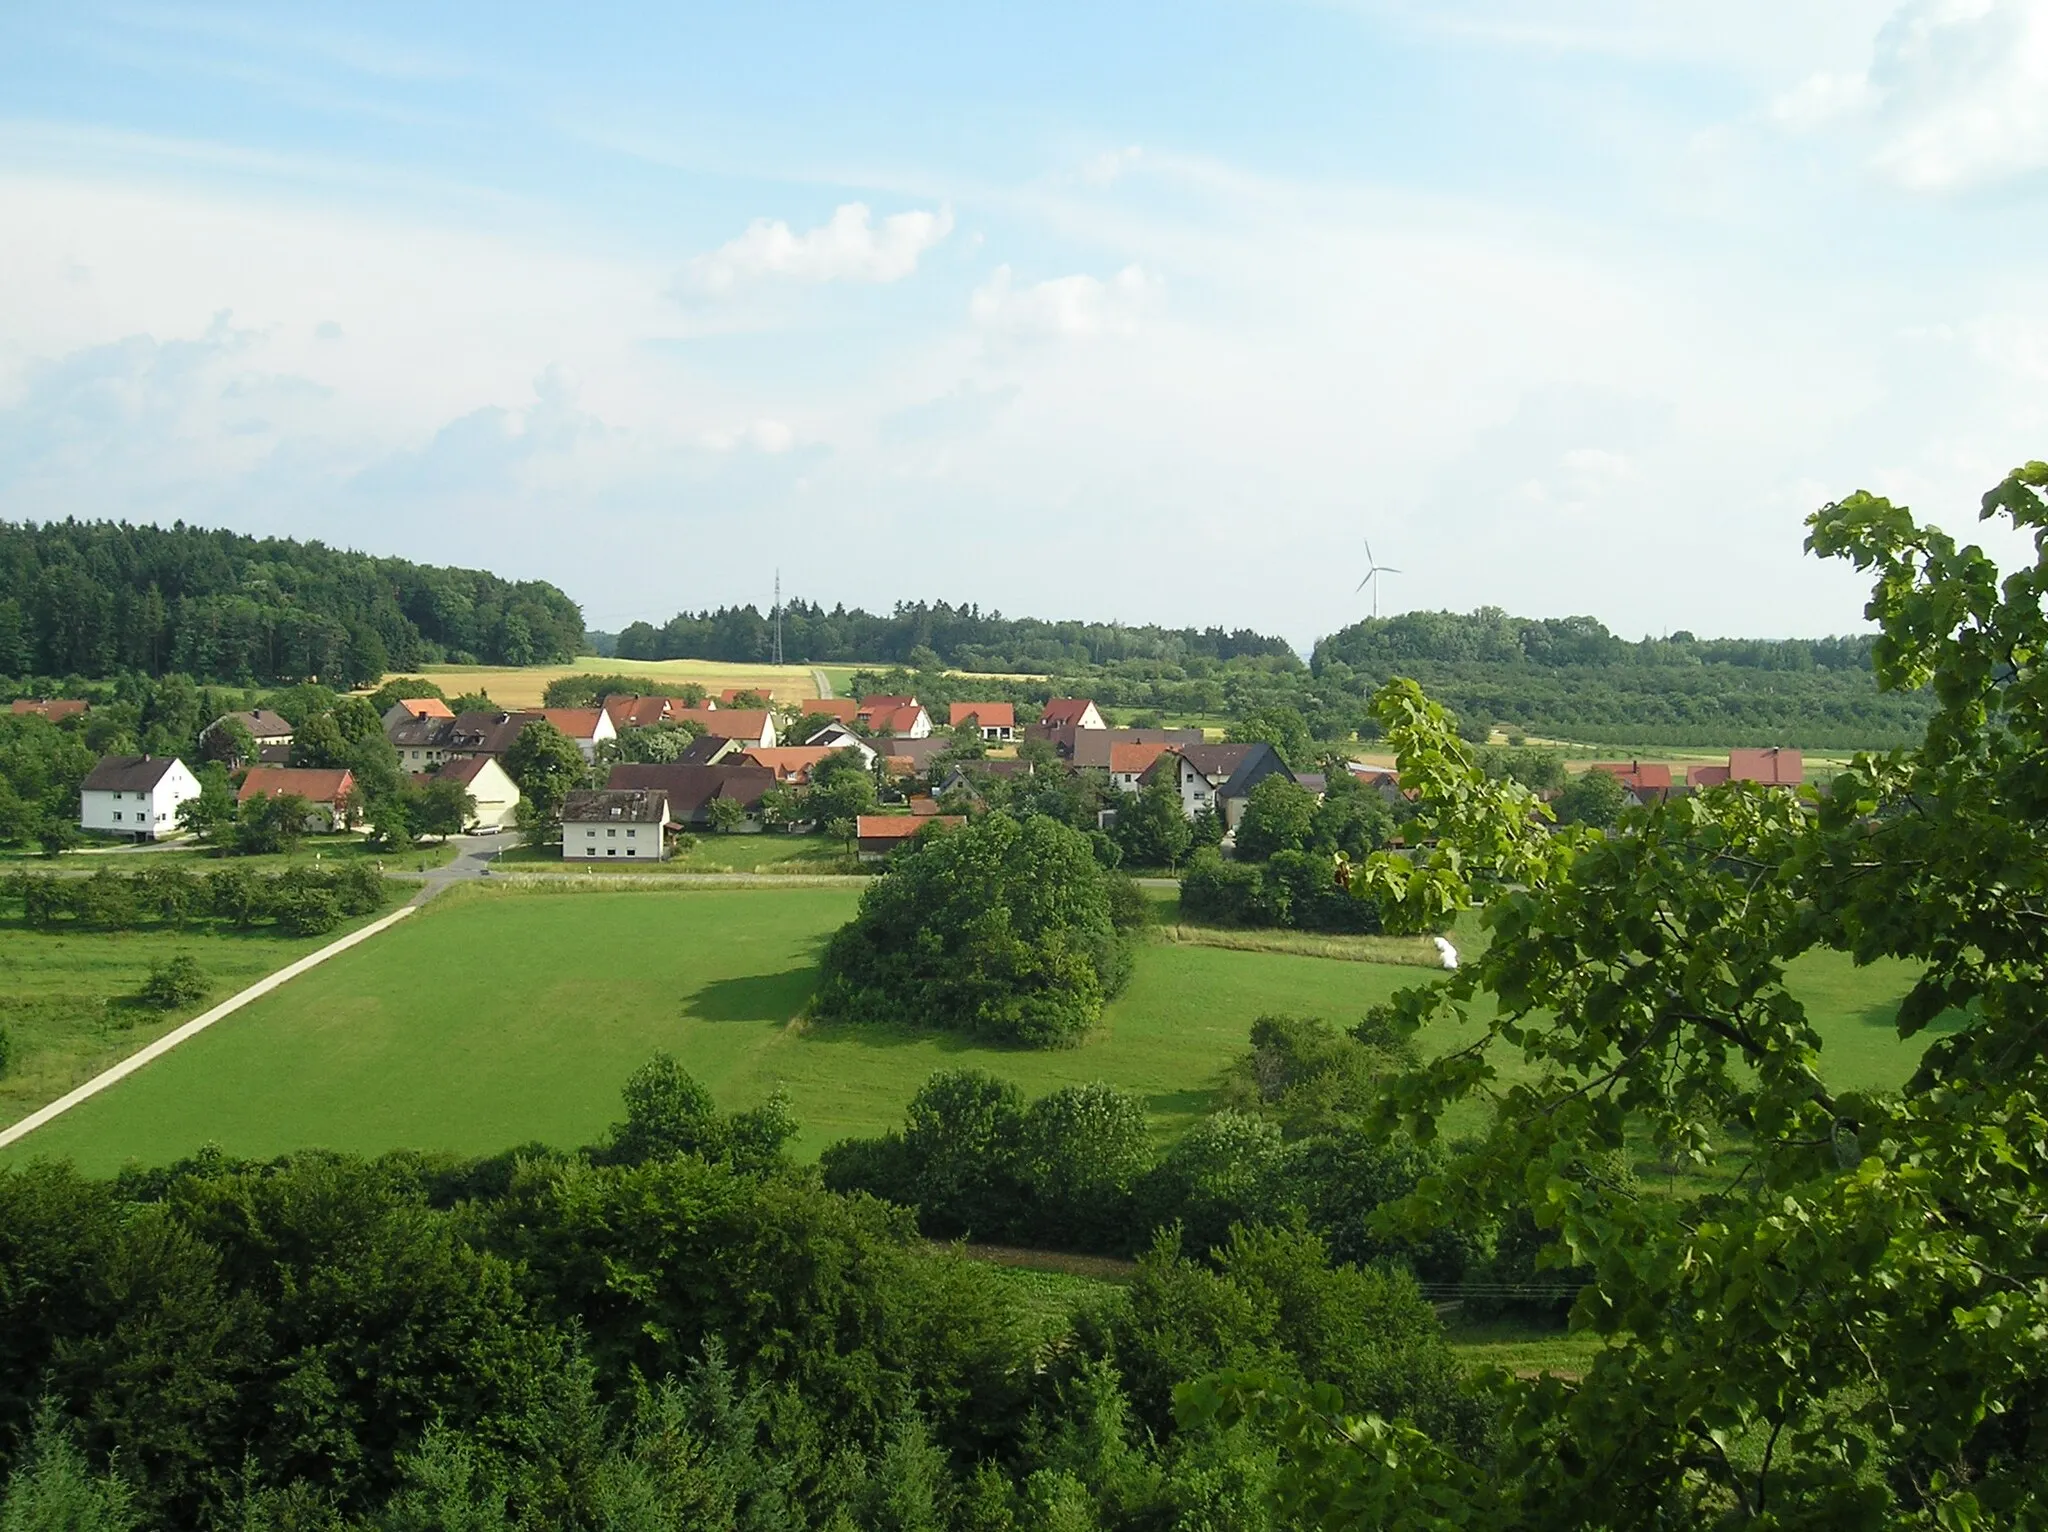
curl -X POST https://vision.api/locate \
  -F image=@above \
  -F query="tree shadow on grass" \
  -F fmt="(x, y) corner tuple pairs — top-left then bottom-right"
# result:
(1856, 997), (1967, 1032)
(1145, 1088), (1215, 1120)
(682, 968), (820, 1023)
(796, 1016), (1048, 1054)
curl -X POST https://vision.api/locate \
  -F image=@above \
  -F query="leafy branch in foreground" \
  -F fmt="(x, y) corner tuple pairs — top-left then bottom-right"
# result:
(1185, 462), (2048, 1528)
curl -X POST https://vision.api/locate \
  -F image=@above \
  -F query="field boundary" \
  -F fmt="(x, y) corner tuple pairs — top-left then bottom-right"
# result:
(0, 903), (419, 1151)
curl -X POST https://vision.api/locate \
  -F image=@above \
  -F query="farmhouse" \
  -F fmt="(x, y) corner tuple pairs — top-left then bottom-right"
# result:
(237, 767), (357, 830)
(79, 755), (201, 841)
(435, 755), (520, 831)
(562, 788), (671, 861)
(855, 813), (964, 861)
(858, 697), (932, 738)
(605, 762), (778, 827)
(948, 702), (1016, 742)
(1144, 742), (1296, 828)
(10, 699), (88, 723)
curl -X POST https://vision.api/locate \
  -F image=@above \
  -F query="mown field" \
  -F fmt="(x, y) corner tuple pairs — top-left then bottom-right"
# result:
(4, 884), (1957, 1175)
(0, 907), (406, 1133)
(401, 655), (828, 710)
(493, 834), (862, 876)
(0, 835), (460, 874)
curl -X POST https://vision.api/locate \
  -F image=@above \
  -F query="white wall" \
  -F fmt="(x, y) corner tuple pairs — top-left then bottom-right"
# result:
(79, 760), (202, 840)
(563, 821), (665, 860)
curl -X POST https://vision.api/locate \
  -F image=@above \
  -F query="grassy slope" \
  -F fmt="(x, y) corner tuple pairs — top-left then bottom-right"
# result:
(0, 837), (459, 873)
(7, 886), (1954, 1175)
(403, 656), (824, 710)
(0, 907), (405, 1131)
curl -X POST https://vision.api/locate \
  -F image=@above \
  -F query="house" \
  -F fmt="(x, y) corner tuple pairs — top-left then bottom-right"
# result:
(1346, 763), (1408, 805)
(602, 694), (677, 731)
(604, 763), (778, 827)
(1686, 764), (1732, 789)
(665, 707), (778, 747)
(10, 699), (88, 723)
(933, 759), (1036, 799)
(880, 735), (952, 774)
(678, 734), (753, 766)
(387, 709), (459, 773)
(562, 788), (671, 861)
(435, 755), (520, 831)
(800, 698), (860, 725)
(855, 813), (964, 862)
(380, 698), (453, 729)
(237, 766), (357, 831)
(79, 755), (201, 841)
(1039, 699), (1106, 731)
(857, 697), (932, 738)
(737, 747), (845, 785)
(528, 708), (617, 762)
(1108, 741), (1175, 792)
(948, 702), (1016, 742)
(445, 711), (542, 762)
(203, 708), (295, 765)
(717, 687), (773, 706)
(801, 721), (879, 765)
(1144, 742), (1296, 828)
(1048, 725), (1203, 767)
(1729, 747), (1804, 786)
(1590, 761), (1674, 792)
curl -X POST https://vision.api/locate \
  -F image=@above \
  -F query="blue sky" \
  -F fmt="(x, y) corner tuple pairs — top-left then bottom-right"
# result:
(1, 2), (2044, 645)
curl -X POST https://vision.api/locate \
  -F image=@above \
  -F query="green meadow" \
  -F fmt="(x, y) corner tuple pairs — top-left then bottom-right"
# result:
(3, 884), (1955, 1175)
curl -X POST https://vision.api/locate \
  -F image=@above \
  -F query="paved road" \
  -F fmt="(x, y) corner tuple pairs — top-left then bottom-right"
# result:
(399, 832), (526, 904)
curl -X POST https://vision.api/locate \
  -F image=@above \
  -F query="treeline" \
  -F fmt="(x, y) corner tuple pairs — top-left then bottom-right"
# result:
(0, 1050), (1495, 1531)
(615, 597), (1296, 671)
(7, 862), (398, 936)
(0, 520), (585, 684)
(1314, 606), (1879, 672)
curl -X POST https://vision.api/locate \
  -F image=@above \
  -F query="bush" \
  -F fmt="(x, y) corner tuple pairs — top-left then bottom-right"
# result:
(268, 885), (341, 936)
(138, 954), (211, 1010)
(813, 813), (1133, 1047)
(1178, 848), (1379, 934)
(0, 1023), (11, 1078)
(1178, 849), (1262, 925)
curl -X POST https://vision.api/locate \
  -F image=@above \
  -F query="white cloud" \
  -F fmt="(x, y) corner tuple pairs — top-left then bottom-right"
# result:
(969, 264), (1159, 337)
(683, 202), (954, 294)
(1774, 0), (2048, 191)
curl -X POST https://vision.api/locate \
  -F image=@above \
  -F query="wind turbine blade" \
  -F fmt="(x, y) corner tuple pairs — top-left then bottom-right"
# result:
(1355, 576), (1369, 592)
(1380, 567), (1403, 575)
(1363, 539), (1375, 566)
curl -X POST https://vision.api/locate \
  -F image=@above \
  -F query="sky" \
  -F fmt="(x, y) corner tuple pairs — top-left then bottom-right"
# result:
(1, 2), (2045, 649)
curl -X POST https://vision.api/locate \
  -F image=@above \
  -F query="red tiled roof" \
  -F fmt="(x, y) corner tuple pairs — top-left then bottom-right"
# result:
(398, 697), (453, 719)
(1589, 761), (1674, 790)
(531, 708), (606, 740)
(856, 814), (963, 841)
(906, 794), (940, 816)
(949, 702), (1015, 729)
(237, 767), (354, 806)
(801, 698), (859, 722)
(1729, 747), (1804, 785)
(858, 695), (918, 713)
(1109, 741), (1172, 775)
(718, 687), (773, 704)
(863, 704), (928, 737)
(1040, 699), (1098, 725)
(603, 695), (674, 729)
(1687, 764), (1732, 788)
(10, 699), (88, 721)
(738, 747), (837, 782)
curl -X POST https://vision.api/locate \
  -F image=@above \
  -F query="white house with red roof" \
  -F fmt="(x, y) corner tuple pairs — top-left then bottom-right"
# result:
(948, 702), (1016, 742)
(79, 755), (201, 840)
(1039, 698), (1106, 730)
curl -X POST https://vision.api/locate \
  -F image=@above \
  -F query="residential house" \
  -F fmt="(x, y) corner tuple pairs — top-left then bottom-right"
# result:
(10, 699), (88, 723)
(1589, 761), (1674, 792)
(1044, 724), (1203, 767)
(602, 694), (677, 731)
(1144, 742), (1296, 828)
(855, 813), (964, 862)
(1346, 763), (1408, 805)
(933, 759), (1035, 799)
(203, 708), (295, 766)
(444, 711), (542, 763)
(562, 788), (670, 861)
(1039, 698), (1106, 731)
(1294, 772), (1329, 798)
(678, 734), (752, 766)
(1686, 763), (1732, 789)
(878, 735), (952, 774)
(1685, 748), (1804, 790)
(948, 702), (1016, 742)
(79, 755), (201, 841)
(380, 698), (453, 730)
(718, 687), (774, 705)
(605, 763), (778, 827)
(237, 766), (357, 831)
(857, 697), (932, 739)
(737, 747), (844, 784)
(664, 707), (778, 748)
(528, 708), (617, 762)
(799, 699), (860, 725)
(1108, 741), (1175, 793)
(387, 708), (459, 774)
(800, 721), (879, 765)
(435, 755), (520, 831)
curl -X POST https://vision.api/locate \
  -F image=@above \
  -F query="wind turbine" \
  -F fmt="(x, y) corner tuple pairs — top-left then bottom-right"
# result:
(1356, 540), (1402, 620)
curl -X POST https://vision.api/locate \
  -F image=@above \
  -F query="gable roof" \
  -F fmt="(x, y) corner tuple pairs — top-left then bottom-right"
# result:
(447, 711), (539, 756)
(1039, 699), (1099, 726)
(10, 699), (88, 722)
(857, 695), (918, 715)
(434, 754), (506, 787)
(602, 694), (674, 729)
(217, 709), (295, 741)
(677, 734), (750, 765)
(398, 697), (453, 719)
(82, 754), (183, 793)
(562, 788), (669, 825)
(1589, 761), (1674, 790)
(856, 814), (963, 842)
(604, 762), (778, 816)
(1686, 764), (1732, 788)
(1728, 747), (1804, 785)
(799, 698), (860, 723)
(865, 704), (929, 737)
(666, 707), (772, 738)
(1109, 741), (1173, 775)
(237, 766), (354, 805)
(717, 687), (773, 704)
(388, 712), (458, 749)
(949, 702), (1016, 729)
(737, 747), (839, 782)
(1065, 726), (1205, 768)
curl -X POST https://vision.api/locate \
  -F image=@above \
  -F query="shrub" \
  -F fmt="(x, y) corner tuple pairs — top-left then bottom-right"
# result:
(138, 954), (211, 1010)
(813, 813), (1132, 1047)
(1178, 850), (1261, 925)
(0, 1023), (11, 1078)
(269, 885), (341, 936)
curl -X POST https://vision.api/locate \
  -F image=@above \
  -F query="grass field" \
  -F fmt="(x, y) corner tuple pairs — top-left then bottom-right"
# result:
(3, 884), (1959, 1175)
(399, 656), (827, 710)
(0, 908), (404, 1132)
(1, 836), (459, 875)
(492, 835), (864, 876)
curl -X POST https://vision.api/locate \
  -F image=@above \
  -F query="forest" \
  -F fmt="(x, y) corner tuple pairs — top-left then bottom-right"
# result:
(0, 521), (585, 685)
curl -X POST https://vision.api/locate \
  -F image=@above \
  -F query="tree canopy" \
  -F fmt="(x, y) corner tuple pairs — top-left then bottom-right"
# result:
(813, 812), (1138, 1046)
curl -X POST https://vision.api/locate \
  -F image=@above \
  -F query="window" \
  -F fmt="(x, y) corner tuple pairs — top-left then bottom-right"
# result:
(607, 827), (617, 837)
(607, 848), (616, 856)
(626, 828), (636, 838)
(113, 811), (123, 822)
(627, 848), (636, 856)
